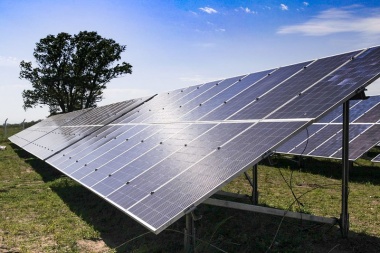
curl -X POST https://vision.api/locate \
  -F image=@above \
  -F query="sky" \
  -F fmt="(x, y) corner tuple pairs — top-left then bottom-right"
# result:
(1, 0), (380, 123)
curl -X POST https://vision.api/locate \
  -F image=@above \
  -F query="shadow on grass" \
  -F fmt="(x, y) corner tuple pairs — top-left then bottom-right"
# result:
(10, 143), (380, 252)
(266, 154), (380, 186)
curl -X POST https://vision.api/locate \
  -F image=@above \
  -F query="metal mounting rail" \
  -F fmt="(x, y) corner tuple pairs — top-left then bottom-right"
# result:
(204, 198), (338, 225)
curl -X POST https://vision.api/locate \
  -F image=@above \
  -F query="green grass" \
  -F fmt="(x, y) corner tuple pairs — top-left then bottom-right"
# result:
(1, 130), (380, 252)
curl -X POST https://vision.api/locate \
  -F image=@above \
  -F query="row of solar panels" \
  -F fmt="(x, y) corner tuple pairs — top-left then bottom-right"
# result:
(277, 95), (380, 162)
(9, 46), (380, 234)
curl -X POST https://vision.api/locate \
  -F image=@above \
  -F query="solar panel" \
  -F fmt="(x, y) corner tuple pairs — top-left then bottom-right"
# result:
(11, 97), (151, 160)
(8, 110), (88, 147)
(277, 96), (380, 160)
(9, 46), (380, 234)
(372, 153), (380, 162)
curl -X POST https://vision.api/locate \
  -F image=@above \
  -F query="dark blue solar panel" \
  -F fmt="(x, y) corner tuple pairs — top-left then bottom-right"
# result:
(337, 124), (380, 160)
(146, 76), (244, 123)
(276, 124), (324, 153)
(278, 95), (380, 160)
(107, 123), (252, 209)
(127, 121), (307, 231)
(354, 103), (380, 123)
(233, 51), (360, 120)
(318, 100), (362, 123)
(19, 99), (148, 159)
(180, 70), (273, 121)
(58, 125), (156, 174)
(332, 97), (380, 123)
(270, 47), (380, 120)
(79, 123), (202, 190)
(9, 111), (88, 148)
(309, 124), (370, 158)
(290, 125), (342, 155)
(128, 83), (222, 124)
(202, 62), (310, 121)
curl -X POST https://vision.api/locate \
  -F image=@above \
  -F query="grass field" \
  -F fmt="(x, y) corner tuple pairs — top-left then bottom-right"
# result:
(1, 126), (380, 252)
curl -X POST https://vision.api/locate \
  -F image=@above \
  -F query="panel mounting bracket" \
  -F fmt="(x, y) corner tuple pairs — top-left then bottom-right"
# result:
(350, 88), (368, 100)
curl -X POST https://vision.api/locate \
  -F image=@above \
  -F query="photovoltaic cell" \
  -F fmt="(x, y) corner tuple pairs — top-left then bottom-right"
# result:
(354, 103), (380, 123)
(274, 124), (324, 154)
(8, 110), (89, 148)
(127, 121), (307, 231)
(20, 98), (151, 160)
(232, 51), (360, 120)
(308, 124), (370, 158)
(9, 45), (380, 234)
(269, 47), (380, 120)
(277, 96), (380, 160)
(201, 62), (310, 121)
(336, 124), (380, 160)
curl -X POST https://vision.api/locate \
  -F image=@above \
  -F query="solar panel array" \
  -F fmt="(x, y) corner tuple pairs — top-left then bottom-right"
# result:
(277, 95), (380, 160)
(9, 46), (380, 234)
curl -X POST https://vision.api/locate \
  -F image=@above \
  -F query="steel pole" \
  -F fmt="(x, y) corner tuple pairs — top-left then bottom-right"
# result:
(3, 118), (8, 139)
(184, 213), (195, 253)
(252, 164), (258, 205)
(341, 101), (350, 238)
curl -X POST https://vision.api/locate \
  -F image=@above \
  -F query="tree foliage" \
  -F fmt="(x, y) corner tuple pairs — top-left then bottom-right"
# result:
(20, 31), (132, 114)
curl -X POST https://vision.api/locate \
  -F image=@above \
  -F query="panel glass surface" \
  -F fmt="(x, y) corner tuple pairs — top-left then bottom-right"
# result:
(202, 62), (310, 121)
(269, 47), (380, 119)
(278, 95), (380, 160)
(337, 124), (380, 160)
(127, 121), (307, 231)
(309, 124), (370, 158)
(233, 51), (359, 120)
(276, 124), (324, 153)
(180, 70), (273, 121)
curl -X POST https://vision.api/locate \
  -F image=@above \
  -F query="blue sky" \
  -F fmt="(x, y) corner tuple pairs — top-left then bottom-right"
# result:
(1, 0), (380, 123)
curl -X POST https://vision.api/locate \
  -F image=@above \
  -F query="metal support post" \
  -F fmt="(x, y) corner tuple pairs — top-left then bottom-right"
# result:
(340, 101), (350, 238)
(298, 156), (304, 169)
(3, 118), (8, 140)
(184, 213), (196, 253)
(252, 164), (258, 205)
(22, 119), (26, 130)
(244, 164), (259, 204)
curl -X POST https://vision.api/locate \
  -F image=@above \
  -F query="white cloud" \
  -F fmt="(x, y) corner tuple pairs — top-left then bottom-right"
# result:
(303, 2), (309, 6)
(215, 28), (226, 32)
(236, 7), (257, 14)
(0, 56), (20, 67)
(199, 7), (218, 14)
(278, 7), (380, 36)
(280, 4), (289, 11)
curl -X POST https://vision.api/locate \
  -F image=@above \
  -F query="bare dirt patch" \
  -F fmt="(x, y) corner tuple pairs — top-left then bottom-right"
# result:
(77, 239), (110, 253)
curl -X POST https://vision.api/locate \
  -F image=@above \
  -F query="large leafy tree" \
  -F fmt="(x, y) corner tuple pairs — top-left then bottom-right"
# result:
(20, 31), (132, 114)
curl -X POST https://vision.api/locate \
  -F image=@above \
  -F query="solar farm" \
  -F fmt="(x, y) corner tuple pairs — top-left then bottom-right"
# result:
(3, 45), (380, 252)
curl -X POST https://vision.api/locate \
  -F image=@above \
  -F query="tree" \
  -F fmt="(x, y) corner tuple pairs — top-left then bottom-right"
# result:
(20, 31), (132, 114)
